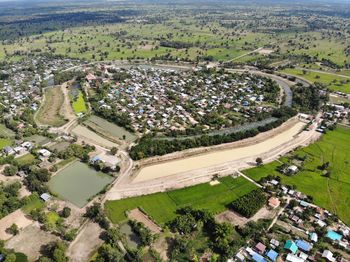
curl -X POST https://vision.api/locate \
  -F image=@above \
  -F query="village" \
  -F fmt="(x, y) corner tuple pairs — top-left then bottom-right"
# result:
(85, 64), (280, 134)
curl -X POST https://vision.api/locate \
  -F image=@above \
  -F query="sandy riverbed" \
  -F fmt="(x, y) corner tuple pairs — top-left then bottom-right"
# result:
(133, 121), (305, 182)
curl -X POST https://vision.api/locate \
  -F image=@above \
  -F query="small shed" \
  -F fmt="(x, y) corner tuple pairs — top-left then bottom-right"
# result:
(40, 193), (51, 202)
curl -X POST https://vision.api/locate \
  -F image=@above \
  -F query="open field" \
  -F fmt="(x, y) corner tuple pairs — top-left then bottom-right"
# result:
(70, 89), (87, 114)
(36, 86), (67, 127)
(0, 124), (15, 138)
(48, 161), (114, 207)
(133, 121), (305, 182)
(105, 176), (257, 225)
(25, 135), (51, 146)
(84, 115), (137, 142)
(16, 154), (36, 165)
(0, 209), (33, 240)
(72, 125), (118, 148)
(0, 138), (12, 149)
(281, 68), (350, 94)
(244, 127), (350, 225)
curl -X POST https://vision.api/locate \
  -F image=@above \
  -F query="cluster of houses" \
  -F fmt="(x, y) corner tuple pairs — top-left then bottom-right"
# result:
(85, 64), (279, 133)
(0, 57), (80, 119)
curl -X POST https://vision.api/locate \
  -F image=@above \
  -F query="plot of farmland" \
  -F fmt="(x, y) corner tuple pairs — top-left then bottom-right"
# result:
(84, 115), (137, 142)
(244, 127), (350, 225)
(36, 86), (67, 127)
(105, 176), (257, 225)
(0, 124), (15, 138)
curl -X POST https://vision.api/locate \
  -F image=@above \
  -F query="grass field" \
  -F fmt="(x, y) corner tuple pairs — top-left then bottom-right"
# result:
(16, 154), (36, 165)
(22, 194), (44, 214)
(36, 86), (67, 127)
(105, 176), (257, 225)
(243, 127), (350, 225)
(71, 90), (87, 114)
(0, 124), (15, 138)
(281, 68), (350, 94)
(0, 138), (12, 149)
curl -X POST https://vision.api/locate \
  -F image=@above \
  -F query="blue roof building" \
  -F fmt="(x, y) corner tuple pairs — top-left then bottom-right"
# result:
(252, 253), (266, 262)
(284, 240), (298, 254)
(296, 240), (312, 252)
(266, 249), (279, 261)
(326, 230), (342, 241)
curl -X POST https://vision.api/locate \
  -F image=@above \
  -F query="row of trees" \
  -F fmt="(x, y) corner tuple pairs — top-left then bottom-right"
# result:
(129, 107), (297, 160)
(230, 189), (267, 218)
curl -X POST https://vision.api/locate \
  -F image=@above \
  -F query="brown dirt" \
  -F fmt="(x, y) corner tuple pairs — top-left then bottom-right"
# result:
(215, 207), (277, 227)
(5, 222), (59, 261)
(67, 221), (103, 262)
(128, 208), (161, 233)
(0, 209), (33, 240)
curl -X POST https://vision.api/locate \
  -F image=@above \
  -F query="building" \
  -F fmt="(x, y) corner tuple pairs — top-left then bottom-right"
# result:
(284, 240), (298, 254)
(322, 250), (336, 262)
(255, 242), (266, 254)
(266, 249), (278, 262)
(295, 240), (312, 252)
(40, 193), (51, 202)
(326, 230), (342, 241)
(268, 197), (281, 209)
(309, 232), (318, 243)
(38, 149), (51, 158)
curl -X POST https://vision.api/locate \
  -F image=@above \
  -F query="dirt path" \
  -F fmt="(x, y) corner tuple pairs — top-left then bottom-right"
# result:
(67, 221), (103, 262)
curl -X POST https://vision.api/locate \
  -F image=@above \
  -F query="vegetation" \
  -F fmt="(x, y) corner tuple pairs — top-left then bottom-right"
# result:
(105, 176), (256, 224)
(244, 127), (350, 224)
(129, 107), (296, 160)
(230, 189), (267, 218)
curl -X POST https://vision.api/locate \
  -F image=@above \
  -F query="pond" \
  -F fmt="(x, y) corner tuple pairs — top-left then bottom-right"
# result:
(119, 223), (140, 249)
(48, 161), (114, 207)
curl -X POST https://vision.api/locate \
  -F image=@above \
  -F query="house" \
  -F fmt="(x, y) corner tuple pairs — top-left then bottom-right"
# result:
(287, 165), (298, 174)
(322, 250), (336, 262)
(235, 251), (246, 261)
(284, 240), (298, 254)
(40, 193), (51, 202)
(268, 197), (281, 209)
(21, 141), (33, 149)
(326, 230), (342, 241)
(295, 240), (312, 252)
(270, 239), (280, 248)
(38, 149), (51, 158)
(266, 249), (278, 262)
(252, 253), (266, 262)
(3, 146), (14, 155)
(309, 232), (318, 242)
(255, 242), (266, 254)
(286, 254), (304, 262)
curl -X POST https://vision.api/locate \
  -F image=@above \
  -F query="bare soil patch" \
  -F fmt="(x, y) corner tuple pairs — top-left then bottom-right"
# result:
(67, 221), (103, 262)
(0, 209), (33, 240)
(128, 208), (161, 233)
(216, 206), (276, 227)
(36, 86), (67, 127)
(5, 222), (59, 261)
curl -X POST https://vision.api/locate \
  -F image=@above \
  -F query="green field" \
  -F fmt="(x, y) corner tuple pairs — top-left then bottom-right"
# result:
(0, 124), (15, 138)
(22, 194), (44, 214)
(105, 176), (257, 225)
(71, 90), (87, 114)
(16, 154), (36, 165)
(0, 138), (12, 149)
(244, 127), (350, 225)
(281, 68), (350, 94)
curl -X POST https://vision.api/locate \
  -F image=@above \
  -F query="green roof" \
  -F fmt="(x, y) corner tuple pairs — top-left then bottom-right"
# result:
(284, 240), (298, 254)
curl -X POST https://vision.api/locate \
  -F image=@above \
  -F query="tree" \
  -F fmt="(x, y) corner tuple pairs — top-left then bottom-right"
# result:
(3, 165), (18, 176)
(256, 157), (263, 166)
(7, 223), (19, 235)
(60, 207), (71, 218)
(110, 147), (118, 155)
(95, 244), (124, 262)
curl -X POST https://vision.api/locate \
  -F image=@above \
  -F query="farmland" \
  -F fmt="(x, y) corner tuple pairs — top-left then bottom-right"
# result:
(0, 138), (12, 149)
(281, 68), (350, 94)
(105, 176), (257, 225)
(0, 124), (15, 138)
(84, 115), (137, 142)
(35, 87), (67, 127)
(243, 127), (350, 225)
(70, 89), (87, 114)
